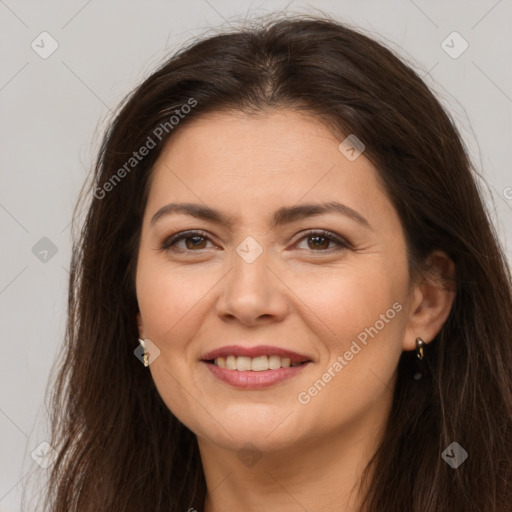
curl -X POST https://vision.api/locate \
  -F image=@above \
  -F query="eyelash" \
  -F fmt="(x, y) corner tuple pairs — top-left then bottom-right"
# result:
(160, 229), (351, 254)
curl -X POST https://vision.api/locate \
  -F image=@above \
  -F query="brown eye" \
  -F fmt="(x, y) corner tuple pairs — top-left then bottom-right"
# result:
(306, 235), (331, 250)
(295, 230), (351, 252)
(183, 236), (208, 250)
(161, 230), (214, 252)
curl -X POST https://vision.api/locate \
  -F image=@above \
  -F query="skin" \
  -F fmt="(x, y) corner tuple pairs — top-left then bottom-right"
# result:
(135, 110), (455, 512)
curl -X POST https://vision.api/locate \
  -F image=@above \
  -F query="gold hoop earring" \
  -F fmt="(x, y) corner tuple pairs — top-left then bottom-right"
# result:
(138, 338), (150, 367)
(413, 337), (426, 380)
(415, 337), (426, 360)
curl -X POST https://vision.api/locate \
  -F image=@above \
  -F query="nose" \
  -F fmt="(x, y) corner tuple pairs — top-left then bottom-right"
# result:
(215, 249), (289, 326)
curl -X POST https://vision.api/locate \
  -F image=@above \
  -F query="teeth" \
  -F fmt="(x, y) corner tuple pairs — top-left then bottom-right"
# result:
(213, 355), (302, 370)
(268, 355), (281, 369)
(237, 356), (252, 371)
(251, 356), (268, 372)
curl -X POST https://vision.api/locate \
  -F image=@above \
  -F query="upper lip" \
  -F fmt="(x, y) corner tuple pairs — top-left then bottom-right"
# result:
(201, 345), (312, 364)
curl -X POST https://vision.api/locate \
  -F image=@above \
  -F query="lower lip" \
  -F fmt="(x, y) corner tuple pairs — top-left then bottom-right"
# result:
(202, 361), (311, 389)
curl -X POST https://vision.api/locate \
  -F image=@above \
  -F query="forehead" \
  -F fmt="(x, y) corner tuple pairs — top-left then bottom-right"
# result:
(144, 109), (394, 230)
(157, 109), (340, 173)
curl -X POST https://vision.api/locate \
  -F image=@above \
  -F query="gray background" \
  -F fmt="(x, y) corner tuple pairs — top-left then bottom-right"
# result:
(1, 1), (511, 510)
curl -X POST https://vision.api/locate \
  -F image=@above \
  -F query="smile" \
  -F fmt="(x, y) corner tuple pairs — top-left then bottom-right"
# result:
(200, 344), (313, 389)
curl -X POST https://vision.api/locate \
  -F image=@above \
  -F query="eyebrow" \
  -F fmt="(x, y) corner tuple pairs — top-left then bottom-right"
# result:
(150, 201), (372, 230)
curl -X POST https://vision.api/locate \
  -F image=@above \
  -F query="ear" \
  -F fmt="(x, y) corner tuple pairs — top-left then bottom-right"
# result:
(136, 312), (145, 339)
(402, 250), (456, 351)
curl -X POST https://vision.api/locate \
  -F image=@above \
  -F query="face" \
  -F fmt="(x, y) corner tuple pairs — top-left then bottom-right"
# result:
(135, 109), (417, 454)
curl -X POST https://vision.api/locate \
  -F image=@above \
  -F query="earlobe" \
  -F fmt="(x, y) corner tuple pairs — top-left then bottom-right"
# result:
(402, 251), (456, 351)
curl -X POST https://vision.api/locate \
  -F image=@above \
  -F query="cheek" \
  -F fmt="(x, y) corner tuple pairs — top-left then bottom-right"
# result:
(293, 267), (406, 427)
(136, 256), (220, 346)
(292, 259), (406, 348)
(300, 262), (407, 395)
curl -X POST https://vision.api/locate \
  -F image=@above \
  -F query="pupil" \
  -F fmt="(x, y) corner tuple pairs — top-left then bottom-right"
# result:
(186, 236), (205, 250)
(309, 236), (328, 250)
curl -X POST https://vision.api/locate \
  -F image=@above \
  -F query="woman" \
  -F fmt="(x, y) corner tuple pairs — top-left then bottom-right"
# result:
(42, 15), (512, 512)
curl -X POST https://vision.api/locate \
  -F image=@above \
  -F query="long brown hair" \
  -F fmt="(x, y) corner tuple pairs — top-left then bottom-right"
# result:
(39, 15), (512, 511)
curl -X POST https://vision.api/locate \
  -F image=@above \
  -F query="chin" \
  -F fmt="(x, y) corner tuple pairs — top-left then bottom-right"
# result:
(194, 410), (304, 452)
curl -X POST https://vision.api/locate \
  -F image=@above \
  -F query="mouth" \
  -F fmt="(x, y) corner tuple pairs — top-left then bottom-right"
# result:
(200, 345), (313, 389)
(201, 344), (312, 370)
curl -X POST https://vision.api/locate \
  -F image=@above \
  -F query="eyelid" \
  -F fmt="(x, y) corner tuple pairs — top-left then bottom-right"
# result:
(160, 228), (352, 253)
